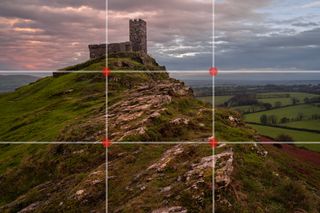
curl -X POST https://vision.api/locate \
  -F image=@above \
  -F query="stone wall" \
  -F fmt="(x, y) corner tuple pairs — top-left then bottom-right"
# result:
(108, 42), (132, 54)
(88, 19), (147, 59)
(130, 19), (147, 54)
(88, 44), (106, 59)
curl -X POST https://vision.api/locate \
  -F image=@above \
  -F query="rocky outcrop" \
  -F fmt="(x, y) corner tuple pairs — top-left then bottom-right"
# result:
(108, 79), (193, 141)
(110, 144), (212, 212)
(151, 206), (188, 213)
(147, 144), (185, 172)
(215, 149), (234, 189)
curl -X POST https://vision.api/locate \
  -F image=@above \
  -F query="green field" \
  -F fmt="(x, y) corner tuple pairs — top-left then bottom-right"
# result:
(284, 120), (320, 131)
(256, 92), (320, 107)
(215, 92), (320, 108)
(215, 96), (232, 105)
(249, 124), (320, 149)
(244, 104), (320, 123)
(197, 96), (213, 104)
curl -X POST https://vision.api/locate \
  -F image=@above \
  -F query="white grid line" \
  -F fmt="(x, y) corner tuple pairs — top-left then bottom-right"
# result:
(212, 0), (215, 211)
(1, 0), (320, 212)
(1, 141), (320, 144)
(218, 70), (320, 73)
(105, 0), (109, 211)
(2, 141), (320, 144)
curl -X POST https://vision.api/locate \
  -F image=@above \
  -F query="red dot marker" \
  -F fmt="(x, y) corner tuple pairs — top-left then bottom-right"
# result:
(209, 138), (218, 148)
(209, 67), (218, 76)
(102, 67), (111, 77)
(102, 138), (111, 148)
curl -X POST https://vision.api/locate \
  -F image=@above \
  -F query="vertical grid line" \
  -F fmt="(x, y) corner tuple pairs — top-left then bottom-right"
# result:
(105, 0), (109, 212)
(212, 0), (215, 212)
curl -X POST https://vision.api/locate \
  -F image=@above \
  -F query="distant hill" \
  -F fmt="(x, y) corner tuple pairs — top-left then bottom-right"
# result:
(0, 75), (40, 93)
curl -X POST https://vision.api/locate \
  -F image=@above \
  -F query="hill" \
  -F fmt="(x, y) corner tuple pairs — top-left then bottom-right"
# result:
(0, 52), (320, 212)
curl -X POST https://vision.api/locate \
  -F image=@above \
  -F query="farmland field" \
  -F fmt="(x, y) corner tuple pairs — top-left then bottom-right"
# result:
(215, 96), (232, 105)
(256, 92), (320, 106)
(244, 104), (320, 123)
(197, 96), (213, 104)
(284, 120), (320, 131)
(249, 124), (320, 150)
(215, 92), (320, 107)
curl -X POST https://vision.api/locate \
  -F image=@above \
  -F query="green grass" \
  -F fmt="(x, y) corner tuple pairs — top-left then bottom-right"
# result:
(218, 144), (320, 212)
(256, 92), (320, 107)
(215, 96), (232, 105)
(0, 73), (105, 141)
(249, 124), (320, 147)
(285, 120), (320, 131)
(0, 144), (105, 207)
(215, 108), (256, 142)
(244, 104), (320, 123)
(108, 144), (212, 212)
(197, 96), (214, 104)
(216, 92), (320, 112)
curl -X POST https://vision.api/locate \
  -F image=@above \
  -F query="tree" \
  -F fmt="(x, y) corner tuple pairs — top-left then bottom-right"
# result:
(262, 103), (272, 110)
(260, 114), (268, 124)
(280, 117), (289, 124)
(291, 97), (299, 105)
(276, 134), (294, 142)
(275, 101), (282, 108)
(297, 112), (304, 121)
(269, 115), (278, 125)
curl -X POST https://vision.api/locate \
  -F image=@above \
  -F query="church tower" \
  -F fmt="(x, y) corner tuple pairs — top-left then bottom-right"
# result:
(129, 19), (147, 54)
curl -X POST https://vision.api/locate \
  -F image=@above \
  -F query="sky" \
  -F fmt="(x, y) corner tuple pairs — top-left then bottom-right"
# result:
(216, 0), (320, 70)
(108, 0), (213, 71)
(1, 0), (320, 71)
(0, 0), (106, 70)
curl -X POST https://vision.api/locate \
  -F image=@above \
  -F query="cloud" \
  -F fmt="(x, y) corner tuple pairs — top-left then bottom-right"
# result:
(301, 1), (320, 8)
(215, 0), (320, 70)
(0, 0), (106, 70)
(108, 0), (213, 70)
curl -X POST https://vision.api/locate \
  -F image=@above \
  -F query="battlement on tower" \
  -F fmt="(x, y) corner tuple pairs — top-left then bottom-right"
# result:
(88, 19), (148, 59)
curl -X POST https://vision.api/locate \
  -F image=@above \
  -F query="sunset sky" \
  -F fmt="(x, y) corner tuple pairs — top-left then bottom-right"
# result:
(0, 0), (320, 71)
(0, 0), (106, 70)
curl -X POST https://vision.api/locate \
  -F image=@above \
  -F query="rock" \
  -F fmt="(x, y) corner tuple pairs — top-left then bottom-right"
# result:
(76, 189), (85, 196)
(215, 150), (234, 189)
(170, 118), (189, 125)
(161, 186), (172, 193)
(18, 202), (41, 213)
(151, 206), (187, 213)
(148, 145), (184, 172)
(108, 79), (193, 141)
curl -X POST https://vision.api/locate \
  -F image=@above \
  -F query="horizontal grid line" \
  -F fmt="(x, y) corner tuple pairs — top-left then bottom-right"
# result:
(2, 70), (320, 74)
(0, 141), (320, 144)
(0, 70), (102, 73)
(218, 70), (320, 73)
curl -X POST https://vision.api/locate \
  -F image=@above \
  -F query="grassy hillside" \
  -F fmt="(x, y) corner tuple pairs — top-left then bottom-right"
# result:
(0, 58), (108, 212)
(216, 144), (320, 212)
(0, 73), (105, 141)
(0, 144), (105, 212)
(2, 52), (319, 212)
(109, 144), (212, 212)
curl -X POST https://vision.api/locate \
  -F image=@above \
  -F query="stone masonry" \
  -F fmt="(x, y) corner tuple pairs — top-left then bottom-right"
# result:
(130, 19), (147, 54)
(89, 19), (147, 59)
